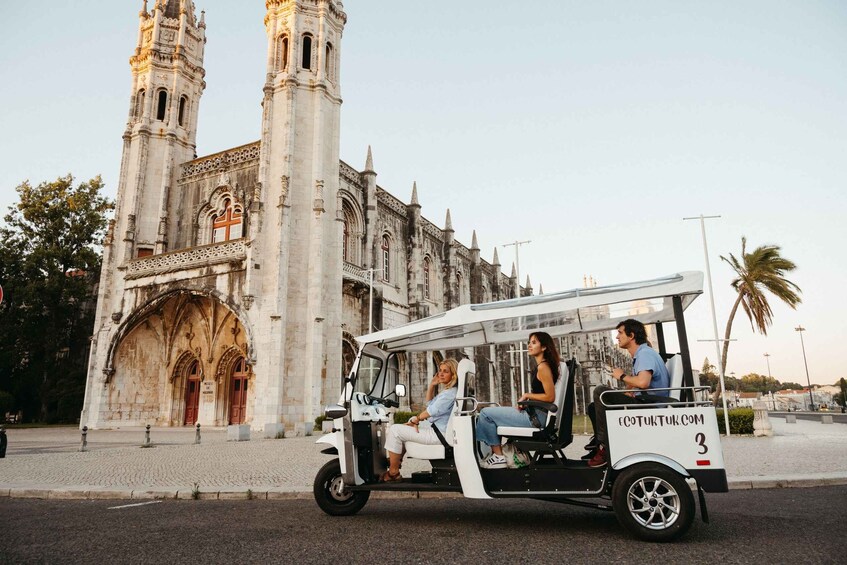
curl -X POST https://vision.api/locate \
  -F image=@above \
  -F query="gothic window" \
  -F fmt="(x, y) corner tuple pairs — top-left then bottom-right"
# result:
(178, 96), (189, 127)
(156, 89), (168, 121)
(211, 198), (243, 243)
(135, 89), (146, 118)
(381, 235), (391, 283)
(325, 42), (334, 80)
(423, 257), (431, 299)
(301, 34), (313, 70)
(277, 35), (289, 71)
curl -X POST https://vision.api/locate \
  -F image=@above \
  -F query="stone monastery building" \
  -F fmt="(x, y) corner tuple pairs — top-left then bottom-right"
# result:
(81, 0), (531, 435)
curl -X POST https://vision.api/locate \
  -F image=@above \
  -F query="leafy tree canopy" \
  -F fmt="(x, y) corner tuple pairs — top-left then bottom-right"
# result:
(0, 175), (113, 423)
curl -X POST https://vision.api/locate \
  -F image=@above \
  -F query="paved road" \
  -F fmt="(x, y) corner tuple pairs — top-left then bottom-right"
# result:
(1, 486), (844, 564)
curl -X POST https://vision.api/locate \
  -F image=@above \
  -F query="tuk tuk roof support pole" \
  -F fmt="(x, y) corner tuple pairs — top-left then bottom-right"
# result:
(672, 295), (694, 403)
(684, 214), (731, 436)
(655, 322), (667, 358)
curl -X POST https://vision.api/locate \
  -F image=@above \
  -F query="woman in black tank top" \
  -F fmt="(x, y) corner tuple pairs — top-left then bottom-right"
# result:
(476, 331), (560, 468)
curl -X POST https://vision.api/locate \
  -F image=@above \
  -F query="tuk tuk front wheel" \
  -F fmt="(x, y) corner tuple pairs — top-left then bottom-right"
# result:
(313, 459), (370, 516)
(611, 463), (695, 542)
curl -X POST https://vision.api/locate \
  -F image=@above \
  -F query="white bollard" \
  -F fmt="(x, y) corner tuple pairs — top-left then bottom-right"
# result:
(785, 414), (796, 423)
(753, 401), (773, 437)
(821, 414), (834, 424)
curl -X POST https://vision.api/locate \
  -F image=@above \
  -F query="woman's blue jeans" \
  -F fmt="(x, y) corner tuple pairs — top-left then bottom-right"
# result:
(475, 406), (545, 446)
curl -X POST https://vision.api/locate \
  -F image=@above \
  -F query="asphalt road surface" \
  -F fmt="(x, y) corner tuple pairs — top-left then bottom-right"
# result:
(2, 487), (844, 564)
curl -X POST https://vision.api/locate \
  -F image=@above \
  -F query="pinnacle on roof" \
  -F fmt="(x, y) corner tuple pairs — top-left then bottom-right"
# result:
(471, 230), (479, 250)
(445, 209), (453, 231)
(538, 283), (544, 295)
(525, 275), (532, 289)
(410, 181), (419, 206)
(510, 262), (517, 278)
(364, 145), (374, 172)
(492, 247), (500, 266)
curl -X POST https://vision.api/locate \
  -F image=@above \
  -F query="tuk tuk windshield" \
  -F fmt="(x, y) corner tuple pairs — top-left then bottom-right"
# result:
(354, 354), (383, 395)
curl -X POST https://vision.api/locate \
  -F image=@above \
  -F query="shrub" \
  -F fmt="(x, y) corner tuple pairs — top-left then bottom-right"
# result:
(0, 391), (14, 416)
(314, 414), (327, 431)
(716, 408), (754, 435)
(393, 411), (414, 424)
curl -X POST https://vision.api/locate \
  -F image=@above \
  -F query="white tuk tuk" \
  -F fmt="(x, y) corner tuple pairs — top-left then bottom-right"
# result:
(313, 272), (727, 541)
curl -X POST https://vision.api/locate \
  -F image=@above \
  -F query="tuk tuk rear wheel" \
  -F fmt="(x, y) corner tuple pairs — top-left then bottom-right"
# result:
(313, 459), (370, 516)
(611, 463), (695, 542)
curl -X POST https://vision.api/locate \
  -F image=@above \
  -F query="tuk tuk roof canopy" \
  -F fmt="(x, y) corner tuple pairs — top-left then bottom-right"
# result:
(357, 271), (704, 352)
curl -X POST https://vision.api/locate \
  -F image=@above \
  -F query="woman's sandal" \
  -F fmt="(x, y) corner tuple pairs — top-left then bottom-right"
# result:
(380, 470), (402, 483)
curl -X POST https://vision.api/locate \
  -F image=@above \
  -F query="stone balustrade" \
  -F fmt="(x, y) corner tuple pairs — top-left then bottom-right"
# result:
(125, 239), (248, 280)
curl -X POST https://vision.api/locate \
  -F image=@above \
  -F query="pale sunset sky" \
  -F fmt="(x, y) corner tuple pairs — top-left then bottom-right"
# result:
(1, 1), (844, 385)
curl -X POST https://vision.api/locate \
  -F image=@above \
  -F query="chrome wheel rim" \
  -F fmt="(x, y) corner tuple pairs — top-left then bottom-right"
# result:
(626, 475), (681, 530)
(327, 474), (353, 503)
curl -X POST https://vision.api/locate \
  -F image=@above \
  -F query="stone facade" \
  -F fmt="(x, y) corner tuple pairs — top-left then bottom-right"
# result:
(81, 0), (527, 434)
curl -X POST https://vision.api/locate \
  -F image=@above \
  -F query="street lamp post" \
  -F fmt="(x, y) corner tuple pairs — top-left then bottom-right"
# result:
(684, 214), (732, 436)
(502, 240), (531, 405)
(764, 352), (775, 410)
(795, 326), (814, 411)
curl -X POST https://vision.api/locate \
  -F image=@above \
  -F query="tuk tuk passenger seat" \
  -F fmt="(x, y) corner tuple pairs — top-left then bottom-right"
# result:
(403, 359), (475, 460)
(665, 354), (683, 401)
(497, 359), (577, 464)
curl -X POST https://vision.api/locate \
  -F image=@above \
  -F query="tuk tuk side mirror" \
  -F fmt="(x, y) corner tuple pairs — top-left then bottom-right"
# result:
(324, 404), (348, 420)
(395, 384), (407, 398)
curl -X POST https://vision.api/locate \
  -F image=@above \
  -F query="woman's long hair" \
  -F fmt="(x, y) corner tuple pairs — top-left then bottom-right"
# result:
(440, 359), (459, 389)
(529, 331), (560, 382)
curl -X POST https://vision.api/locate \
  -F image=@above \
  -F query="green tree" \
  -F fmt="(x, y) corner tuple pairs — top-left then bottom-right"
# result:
(720, 237), (802, 375)
(699, 357), (719, 392)
(0, 175), (113, 422)
(739, 372), (780, 393)
(836, 377), (847, 408)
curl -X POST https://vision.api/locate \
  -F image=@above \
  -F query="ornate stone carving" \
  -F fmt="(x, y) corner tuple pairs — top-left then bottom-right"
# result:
(124, 238), (248, 280)
(180, 142), (260, 179)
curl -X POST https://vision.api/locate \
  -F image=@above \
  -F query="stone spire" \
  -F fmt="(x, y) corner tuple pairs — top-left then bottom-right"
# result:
(364, 145), (374, 173)
(525, 275), (533, 296)
(511, 262), (517, 279)
(409, 181), (419, 207)
(444, 209), (453, 232)
(471, 230), (479, 250)
(492, 247), (500, 266)
(538, 283), (544, 295)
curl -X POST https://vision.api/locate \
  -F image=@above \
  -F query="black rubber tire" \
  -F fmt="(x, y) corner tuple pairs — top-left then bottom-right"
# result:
(313, 459), (370, 516)
(611, 463), (695, 542)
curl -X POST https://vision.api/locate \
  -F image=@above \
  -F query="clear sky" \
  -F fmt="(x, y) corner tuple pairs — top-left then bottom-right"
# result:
(1, 1), (844, 386)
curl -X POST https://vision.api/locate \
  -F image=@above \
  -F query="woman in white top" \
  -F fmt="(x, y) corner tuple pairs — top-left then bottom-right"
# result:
(381, 359), (459, 482)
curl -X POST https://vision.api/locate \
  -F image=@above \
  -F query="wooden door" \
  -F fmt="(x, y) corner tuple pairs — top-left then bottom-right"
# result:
(184, 361), (201, 425)
(228, 358), (249, 424)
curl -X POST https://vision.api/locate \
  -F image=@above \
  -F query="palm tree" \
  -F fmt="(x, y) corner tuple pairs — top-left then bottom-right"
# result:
(720, 237), (802, 374)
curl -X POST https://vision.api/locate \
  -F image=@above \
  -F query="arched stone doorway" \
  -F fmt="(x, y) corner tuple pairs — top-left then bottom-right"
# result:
(109, 291), (250, 426)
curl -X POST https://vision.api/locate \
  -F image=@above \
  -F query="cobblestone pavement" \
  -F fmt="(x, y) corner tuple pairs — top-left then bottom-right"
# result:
(1, 416), (845, 497)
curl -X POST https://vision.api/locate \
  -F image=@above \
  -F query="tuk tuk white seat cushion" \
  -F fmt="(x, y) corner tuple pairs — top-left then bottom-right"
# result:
(495, 425), (537, 437)
(405, 442), (446, 459)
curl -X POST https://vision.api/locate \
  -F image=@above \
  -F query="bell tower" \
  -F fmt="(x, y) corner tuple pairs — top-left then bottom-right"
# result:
(117, 0), (207, 260)
(247, 0), (347, 434)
